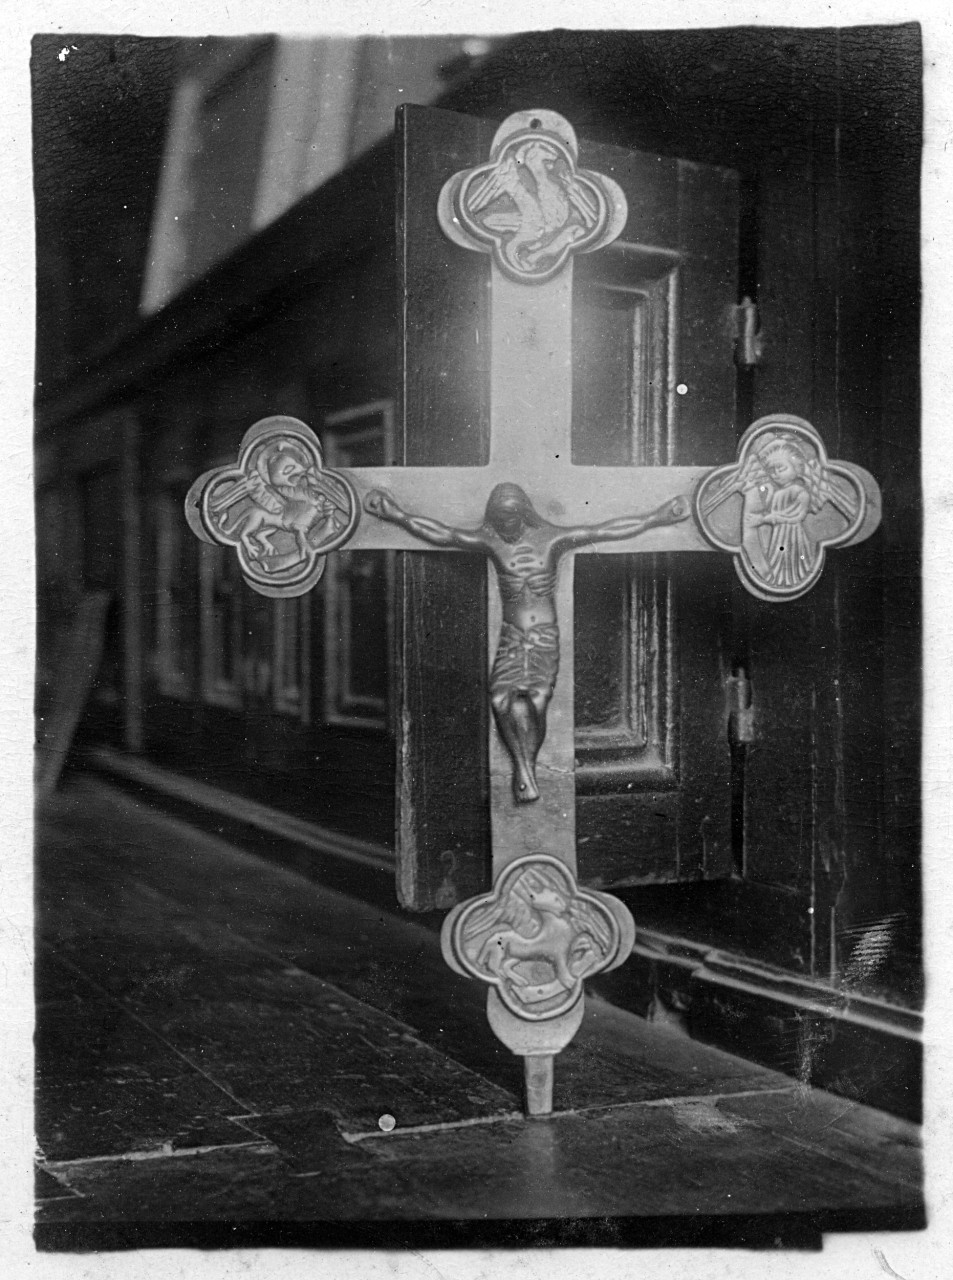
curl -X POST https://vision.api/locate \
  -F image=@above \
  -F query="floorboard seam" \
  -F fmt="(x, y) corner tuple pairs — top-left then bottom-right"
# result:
(636, 1086), (802, 1108)
(772, 1129), (923, 1194)
(38, 1139), (279, 1170)
(340, 1087), (803, 1143)
(341, 1110), (526, 1142)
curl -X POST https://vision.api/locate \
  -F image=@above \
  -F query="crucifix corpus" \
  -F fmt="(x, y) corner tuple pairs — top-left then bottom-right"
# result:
(186, 110), (882, 1117)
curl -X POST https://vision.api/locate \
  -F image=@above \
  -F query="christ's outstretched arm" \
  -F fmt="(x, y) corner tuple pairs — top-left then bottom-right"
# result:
(364, 489), (487, 552)
(554, 495), (690, 552)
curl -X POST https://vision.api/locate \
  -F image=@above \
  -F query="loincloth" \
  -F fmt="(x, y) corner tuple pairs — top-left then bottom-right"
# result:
(491, 622), (560, 696)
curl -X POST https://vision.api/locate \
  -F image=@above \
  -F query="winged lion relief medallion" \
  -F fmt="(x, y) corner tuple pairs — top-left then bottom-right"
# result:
(185, 416), (359, 598)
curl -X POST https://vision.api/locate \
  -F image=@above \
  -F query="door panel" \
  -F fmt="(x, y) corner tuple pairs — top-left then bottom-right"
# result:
(572, 271), (676, 790)
(395, 104), (492, 910)
(397, 104), (740, 909)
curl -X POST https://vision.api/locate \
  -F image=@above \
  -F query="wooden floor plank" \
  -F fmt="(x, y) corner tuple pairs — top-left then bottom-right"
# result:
(39, 1093), (923, 1225)
(358, 1100), (923, 1220)
(39, 779), (798, 1107)
(35, 777), (924, 1231)
(717, 1090), (922, 1191)
(36, 1144), (443, 1224)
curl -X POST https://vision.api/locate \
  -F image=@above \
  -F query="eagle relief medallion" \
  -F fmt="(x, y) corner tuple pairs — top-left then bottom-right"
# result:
(438, 109), (628, 284)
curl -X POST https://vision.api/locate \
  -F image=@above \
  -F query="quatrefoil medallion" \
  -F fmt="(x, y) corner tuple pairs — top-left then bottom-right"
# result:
(185, 416), (359, 598)
(694, 415), (874, 602)
(441, 855), (635, 1022)
(438, 109), (628, 284)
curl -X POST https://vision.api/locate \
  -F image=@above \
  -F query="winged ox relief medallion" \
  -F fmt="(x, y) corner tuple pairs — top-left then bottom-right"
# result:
(185, 416), (359, 597)
(694, 415), (878, 602)
(441, 855), (635, 1021)
(438, 109), (628, 283)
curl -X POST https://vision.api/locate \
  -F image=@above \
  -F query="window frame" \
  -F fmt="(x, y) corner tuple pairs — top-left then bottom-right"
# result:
(322, 400), (395, 732)
(153, 490), (194, 700)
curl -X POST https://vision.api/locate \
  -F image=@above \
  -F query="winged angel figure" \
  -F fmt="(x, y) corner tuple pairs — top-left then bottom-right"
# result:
(466, 138), (601, 275)
(460, 861), (615, 1006)
(700, 431), (860, 591)
(210, 438), (351, 566)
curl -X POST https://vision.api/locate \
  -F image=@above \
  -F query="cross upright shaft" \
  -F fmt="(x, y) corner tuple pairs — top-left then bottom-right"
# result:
(486, 265), (594, 865)
(359, 109), (684, 1098)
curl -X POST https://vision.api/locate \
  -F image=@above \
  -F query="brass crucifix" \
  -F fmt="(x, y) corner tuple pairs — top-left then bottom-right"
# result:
(365, 483), (687, 804)
(186, 109), (881, 1116)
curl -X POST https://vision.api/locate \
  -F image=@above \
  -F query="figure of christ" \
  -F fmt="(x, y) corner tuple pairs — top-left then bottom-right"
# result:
(364, 482), (689, 803)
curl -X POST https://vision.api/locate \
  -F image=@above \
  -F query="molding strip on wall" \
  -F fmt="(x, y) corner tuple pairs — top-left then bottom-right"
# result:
(86, 746), (394, 873)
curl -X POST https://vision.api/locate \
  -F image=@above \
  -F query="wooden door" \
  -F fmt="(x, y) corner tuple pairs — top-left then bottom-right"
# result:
(397, 105), (741, 910)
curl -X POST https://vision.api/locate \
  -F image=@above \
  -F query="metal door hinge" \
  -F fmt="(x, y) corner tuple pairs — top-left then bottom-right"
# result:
(727, 670), (756, 745)
(732, 297), (763, 368)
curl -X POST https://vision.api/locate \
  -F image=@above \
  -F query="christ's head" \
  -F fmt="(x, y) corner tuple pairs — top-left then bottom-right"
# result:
(484, 483), (541, 542)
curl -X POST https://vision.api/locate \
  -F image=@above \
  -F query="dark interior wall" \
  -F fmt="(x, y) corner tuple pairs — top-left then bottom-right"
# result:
(32, 35), (178, 393)
(135, 241), (398, 843)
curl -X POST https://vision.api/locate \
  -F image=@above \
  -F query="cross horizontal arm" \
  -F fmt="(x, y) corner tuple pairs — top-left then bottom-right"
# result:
(344, 465), (716, 552)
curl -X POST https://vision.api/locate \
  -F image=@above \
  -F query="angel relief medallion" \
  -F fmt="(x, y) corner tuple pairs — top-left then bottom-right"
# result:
(185, 416), (359, 597)
(438, 110), (628, 283)
(694, 415), (869, 601)
(442, 855), (635, 1021)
